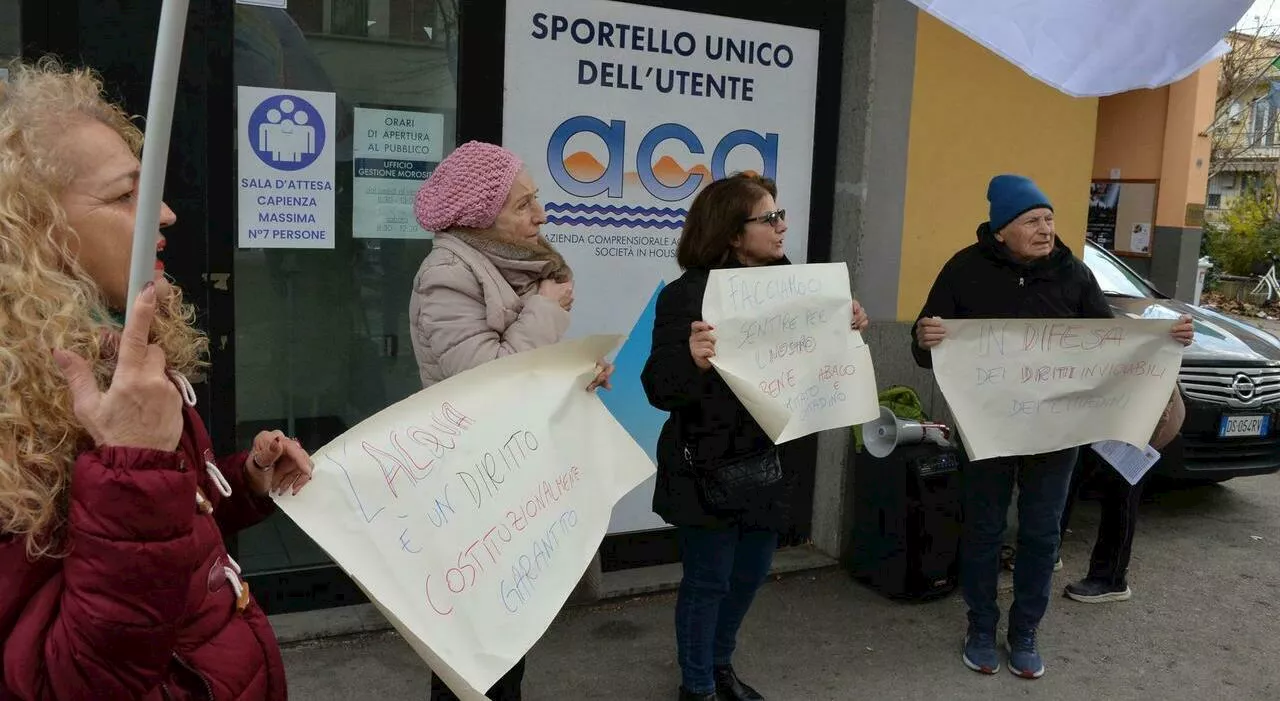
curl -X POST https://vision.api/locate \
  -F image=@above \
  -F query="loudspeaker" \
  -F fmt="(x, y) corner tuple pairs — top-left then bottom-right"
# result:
(864, 406), (953, 458)
(846, 442), (963, 601)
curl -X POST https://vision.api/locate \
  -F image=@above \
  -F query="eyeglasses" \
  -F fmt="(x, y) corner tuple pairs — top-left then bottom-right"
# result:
(744, 209), (786, 226)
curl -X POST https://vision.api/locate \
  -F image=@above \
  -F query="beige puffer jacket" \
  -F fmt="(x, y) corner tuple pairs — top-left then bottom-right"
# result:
(409, 233), (570, 388)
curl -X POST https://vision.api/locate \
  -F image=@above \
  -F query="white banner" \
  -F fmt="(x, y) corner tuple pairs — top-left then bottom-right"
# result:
(237, 86), (336, 249)
(502, 0), (821, 533)
(905, 0), (1253, 97)
(702, 263), (879, 443)
(274, 336), (655, 699)
(931, 318), (1183, 461)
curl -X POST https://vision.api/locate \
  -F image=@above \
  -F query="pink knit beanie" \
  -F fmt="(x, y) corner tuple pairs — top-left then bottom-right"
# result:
(414, 141), (524, 233)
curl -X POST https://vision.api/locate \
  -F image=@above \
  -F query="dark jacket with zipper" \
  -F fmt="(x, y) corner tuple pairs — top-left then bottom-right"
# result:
(642, 257), (792, 531)
(911, 223), (1114, 370)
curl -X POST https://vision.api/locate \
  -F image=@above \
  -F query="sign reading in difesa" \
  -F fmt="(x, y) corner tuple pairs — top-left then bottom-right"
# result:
(702, 263), (880, 443)
(237, 86), (336, 249)
(273, 336), (655, 700)
(931, 318), (1184, 461)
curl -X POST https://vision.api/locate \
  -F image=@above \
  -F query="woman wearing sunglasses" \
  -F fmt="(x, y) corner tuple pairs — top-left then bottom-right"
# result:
(642, 173), (868, 701)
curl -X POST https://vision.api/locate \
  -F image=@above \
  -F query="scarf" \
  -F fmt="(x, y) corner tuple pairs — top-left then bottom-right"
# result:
(445, 230), (573, 296)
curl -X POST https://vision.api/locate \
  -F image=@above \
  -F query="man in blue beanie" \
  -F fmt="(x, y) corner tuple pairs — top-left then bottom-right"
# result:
(909, 174), (1194, 680)
(987, 174), (1054, 244)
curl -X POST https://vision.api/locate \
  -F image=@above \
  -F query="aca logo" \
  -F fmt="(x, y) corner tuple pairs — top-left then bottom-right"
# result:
(547, 116), (779, 203)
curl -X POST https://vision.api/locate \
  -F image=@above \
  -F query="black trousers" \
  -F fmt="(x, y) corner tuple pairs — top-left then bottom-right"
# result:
(430, 656), (526, 701)
(1059, 453), (1148, 586)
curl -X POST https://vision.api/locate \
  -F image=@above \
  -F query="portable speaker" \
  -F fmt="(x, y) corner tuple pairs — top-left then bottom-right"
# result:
(845, 442), (963, 601)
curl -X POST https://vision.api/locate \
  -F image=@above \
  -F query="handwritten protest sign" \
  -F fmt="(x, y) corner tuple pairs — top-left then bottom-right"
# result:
(931, 318), (1183, 461)
(274, 336), (655, 699)
(702, 262), (880, 443)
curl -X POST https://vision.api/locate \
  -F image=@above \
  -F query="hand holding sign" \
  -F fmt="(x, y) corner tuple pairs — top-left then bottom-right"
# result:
(1171, 314), (1194, 346)
(915, 316), (946, 349)
(702, 263), (880, 443)
(689, 321), (717, 370)
(247, 431), (315, 497)
(851, 300), (869, 332)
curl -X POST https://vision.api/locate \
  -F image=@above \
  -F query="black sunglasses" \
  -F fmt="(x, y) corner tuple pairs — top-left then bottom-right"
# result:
(744, 209), (786, 225)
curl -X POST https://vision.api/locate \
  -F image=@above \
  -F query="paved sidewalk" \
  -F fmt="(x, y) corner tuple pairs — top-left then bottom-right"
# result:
(281, 474), (1280, 700)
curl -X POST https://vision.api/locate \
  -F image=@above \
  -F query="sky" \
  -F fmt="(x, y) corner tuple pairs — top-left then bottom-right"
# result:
(1241, 0), (1280, 33)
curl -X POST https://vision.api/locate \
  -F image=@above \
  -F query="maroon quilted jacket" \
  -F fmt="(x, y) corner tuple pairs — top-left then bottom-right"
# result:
(0, 403), (287, 700)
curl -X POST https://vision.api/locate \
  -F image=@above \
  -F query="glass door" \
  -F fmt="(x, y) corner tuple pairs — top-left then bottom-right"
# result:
(233, 0), (459, 613)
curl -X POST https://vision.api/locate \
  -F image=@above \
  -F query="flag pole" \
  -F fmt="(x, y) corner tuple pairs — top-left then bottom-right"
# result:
(125, 0), (191, 322)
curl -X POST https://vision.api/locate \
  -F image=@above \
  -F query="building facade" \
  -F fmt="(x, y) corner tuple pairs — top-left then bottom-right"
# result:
(1206, 32), (1280, 220)
(9, 0), (1215, 625)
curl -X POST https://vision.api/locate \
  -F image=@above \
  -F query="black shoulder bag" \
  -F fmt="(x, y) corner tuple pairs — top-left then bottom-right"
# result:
(684, 444), (783, 512)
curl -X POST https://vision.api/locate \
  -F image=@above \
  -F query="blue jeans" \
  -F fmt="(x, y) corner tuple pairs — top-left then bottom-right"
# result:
(961, 448), (1077, 633)
(675, 526), (777, 694)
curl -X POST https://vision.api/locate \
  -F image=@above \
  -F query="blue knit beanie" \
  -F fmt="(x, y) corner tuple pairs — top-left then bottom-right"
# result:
(987, 174), (1053, 232)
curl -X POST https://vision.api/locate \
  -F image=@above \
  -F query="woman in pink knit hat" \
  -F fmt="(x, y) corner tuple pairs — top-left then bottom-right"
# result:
(409, 140), (611, 701)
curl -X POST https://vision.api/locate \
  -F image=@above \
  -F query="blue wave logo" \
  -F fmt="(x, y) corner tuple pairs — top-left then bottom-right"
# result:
(545, 202), (687, 230)
(546, 216), (683, 229)
(545, 203), (688, 217)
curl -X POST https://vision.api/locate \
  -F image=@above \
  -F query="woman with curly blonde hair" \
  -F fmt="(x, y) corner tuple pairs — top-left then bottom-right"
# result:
(0, 58), (314, 700)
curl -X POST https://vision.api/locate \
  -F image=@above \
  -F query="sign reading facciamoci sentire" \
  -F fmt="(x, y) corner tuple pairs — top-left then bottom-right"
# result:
(237, 85), (337, 249)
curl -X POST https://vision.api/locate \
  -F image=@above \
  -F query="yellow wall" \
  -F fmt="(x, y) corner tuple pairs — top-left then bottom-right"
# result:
(1088, 63), (1218, 231)
(1156, 61), (1217, 227)
(896, 14), (1099, 320)
(1093, 88), (1169, 181)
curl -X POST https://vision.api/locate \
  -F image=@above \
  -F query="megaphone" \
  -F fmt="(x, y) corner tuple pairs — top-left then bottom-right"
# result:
(863, 406), (953, 458)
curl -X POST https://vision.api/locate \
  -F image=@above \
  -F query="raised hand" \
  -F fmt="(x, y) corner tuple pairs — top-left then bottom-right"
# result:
(54, 282), (183, 452)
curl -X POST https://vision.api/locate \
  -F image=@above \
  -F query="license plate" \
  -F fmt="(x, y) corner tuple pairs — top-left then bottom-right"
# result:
(1219, 414), (1270, 438)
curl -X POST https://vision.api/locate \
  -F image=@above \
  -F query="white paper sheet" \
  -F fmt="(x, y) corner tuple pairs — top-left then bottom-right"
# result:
(1091, 440), (1162, 486)
(931, 318), (1184, 461)
(274, 335), (655, 699)
(702, 263), (880, 443)
(904, 0), (1254, 97)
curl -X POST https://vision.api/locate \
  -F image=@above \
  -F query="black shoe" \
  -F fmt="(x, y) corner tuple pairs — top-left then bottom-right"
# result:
(1064, 577), (1132, 603)
(714, 665), (765, 701)
(678, 687), (717, 701)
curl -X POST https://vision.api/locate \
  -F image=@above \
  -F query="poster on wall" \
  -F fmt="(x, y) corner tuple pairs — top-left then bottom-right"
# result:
(502, 0), (821, 534)
(1087, 181), (1120, 250)
(353, 107), (445, 239)
(1131, 223), (1151, 253)
(1086, 180), (1158, 256)
(237, 85), (336, 249)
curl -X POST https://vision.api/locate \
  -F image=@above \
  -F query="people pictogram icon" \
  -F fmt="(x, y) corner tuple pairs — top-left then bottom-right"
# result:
(257, 98), (317, 164)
